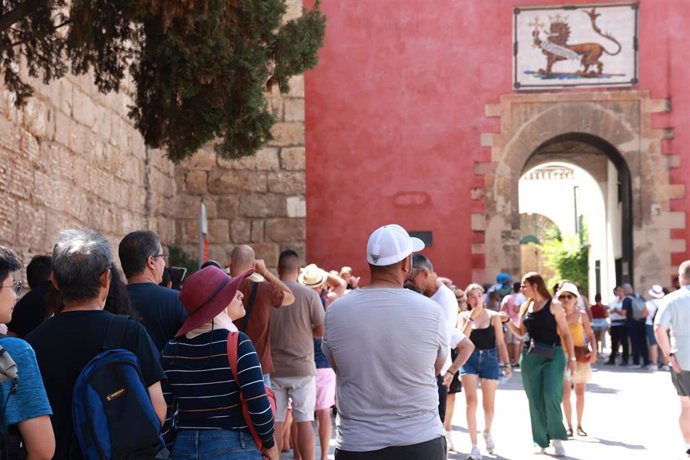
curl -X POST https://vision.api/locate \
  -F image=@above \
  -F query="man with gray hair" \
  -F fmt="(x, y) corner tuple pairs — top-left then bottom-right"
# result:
(119, 230), (187, 351)
(655, 260), (690, 458)
(27, 229), (166, 458)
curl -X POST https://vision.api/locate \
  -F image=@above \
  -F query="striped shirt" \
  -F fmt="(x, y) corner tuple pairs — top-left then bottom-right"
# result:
(161, 329), (274, 448)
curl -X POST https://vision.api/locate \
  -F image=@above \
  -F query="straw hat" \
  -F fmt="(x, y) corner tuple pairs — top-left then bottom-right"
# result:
(298, 264), (327, 288)
(176, 266), (254, 337)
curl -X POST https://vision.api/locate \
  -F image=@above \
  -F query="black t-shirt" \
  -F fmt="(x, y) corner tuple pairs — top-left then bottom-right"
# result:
(26, 310), (165, 459)
(6, 281), (52, 338)
(126, 283), (187, 352)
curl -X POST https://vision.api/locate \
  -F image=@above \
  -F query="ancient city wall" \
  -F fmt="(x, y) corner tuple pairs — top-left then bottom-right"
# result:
(0, 1), (308, 269)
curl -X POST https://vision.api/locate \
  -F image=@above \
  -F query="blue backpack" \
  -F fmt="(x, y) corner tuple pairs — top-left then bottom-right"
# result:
(72, 316), (163, 459)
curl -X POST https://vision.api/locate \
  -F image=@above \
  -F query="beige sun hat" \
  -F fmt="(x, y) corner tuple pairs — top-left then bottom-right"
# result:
(298, 264), (327, 288)
(648, 284), (664, 299)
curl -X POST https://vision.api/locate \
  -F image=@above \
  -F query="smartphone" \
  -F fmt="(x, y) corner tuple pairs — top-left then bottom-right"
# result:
(168, 266), (188, 289)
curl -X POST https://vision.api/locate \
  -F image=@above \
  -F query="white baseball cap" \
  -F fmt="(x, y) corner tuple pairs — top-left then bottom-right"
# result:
(366, 224), (425, 266)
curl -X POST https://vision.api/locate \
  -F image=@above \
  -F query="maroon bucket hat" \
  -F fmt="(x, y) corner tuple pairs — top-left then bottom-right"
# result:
(176, 266), (254, 337)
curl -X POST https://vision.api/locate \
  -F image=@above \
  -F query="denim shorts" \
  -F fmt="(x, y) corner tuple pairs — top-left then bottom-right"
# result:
(460, 347), (500, 380)
(646, 324), (658, 346)
(171, 429), (262, 459)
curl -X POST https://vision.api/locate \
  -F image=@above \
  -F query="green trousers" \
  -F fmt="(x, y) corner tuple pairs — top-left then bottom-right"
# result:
(520, 346), (568, 448)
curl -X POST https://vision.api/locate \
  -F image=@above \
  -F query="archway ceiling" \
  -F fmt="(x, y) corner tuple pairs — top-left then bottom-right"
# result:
(523, 140), (609, 182)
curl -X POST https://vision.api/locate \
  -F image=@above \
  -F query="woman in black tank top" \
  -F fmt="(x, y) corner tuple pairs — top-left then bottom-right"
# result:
(457, 284), (511, 459)
(505, 273), (575, 456)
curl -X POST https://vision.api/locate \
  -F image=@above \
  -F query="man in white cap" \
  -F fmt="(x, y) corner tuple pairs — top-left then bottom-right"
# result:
(322, 224), (449, 459)
(655, 260), (690, 458)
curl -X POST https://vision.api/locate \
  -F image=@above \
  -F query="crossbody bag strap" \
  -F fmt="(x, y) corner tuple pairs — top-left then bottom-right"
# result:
(241, 282), (259, 332)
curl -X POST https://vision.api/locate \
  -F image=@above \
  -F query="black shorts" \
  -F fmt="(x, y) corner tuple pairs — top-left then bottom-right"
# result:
(672, 370), (690, 397)
(448, 349), (462, 394)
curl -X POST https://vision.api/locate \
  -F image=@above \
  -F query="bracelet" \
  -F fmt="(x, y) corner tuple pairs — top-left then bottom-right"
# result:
(503, 363), (512, 369)
(569, 357), (577, 361)
(447, 369), (457, 375)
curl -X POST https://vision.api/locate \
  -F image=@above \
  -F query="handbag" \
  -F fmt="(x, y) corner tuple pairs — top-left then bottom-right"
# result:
(574, 346), (591, 363)
(226, 331), (276, 449)
(527, 339), (555, 359)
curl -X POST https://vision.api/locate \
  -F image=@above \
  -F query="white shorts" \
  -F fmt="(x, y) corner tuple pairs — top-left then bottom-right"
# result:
(271, 375), (316, 423)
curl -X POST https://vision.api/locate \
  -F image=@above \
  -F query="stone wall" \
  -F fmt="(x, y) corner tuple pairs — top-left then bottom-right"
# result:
(0, 69), (175, 266)
(171, 77), (307, 268)
(0, 0), (308, 270)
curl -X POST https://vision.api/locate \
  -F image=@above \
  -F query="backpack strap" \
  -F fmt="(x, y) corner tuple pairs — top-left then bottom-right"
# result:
(225, 331), (262, 449)
(241, 282), (260, 332)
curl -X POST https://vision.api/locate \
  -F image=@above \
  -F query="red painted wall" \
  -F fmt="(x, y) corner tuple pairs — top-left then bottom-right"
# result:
(305, 0), (690, 285)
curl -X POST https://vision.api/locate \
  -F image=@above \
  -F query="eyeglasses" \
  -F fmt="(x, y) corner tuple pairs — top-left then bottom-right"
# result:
(559, 294), (575, 300)
(152, 253), (167, 260)
(1, 280), (23, 296)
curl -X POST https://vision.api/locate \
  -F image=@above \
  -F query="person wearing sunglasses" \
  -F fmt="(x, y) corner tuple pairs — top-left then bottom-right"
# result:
(556, 282), (596, 438)
(506, 272), (575, 457)
(0, 245), (55, 459)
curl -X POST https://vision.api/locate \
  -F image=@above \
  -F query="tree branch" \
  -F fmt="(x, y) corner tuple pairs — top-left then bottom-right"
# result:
(0, 3), (30, 33)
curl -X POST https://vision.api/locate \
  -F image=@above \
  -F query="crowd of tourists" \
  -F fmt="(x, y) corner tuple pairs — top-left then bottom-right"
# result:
(0, 224), (689, 460)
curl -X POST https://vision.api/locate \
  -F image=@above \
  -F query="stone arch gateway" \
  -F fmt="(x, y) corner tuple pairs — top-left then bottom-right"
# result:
(475, 91), (683, 290)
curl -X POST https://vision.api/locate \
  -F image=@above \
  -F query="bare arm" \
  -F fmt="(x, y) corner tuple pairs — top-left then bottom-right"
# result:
(493, 315), (511, 365)
(434, 355), (446, 376)
(326, 272), (347, 299)
(148, 381), (167, 425)
(581, 313), (598, 362)
(507, 301), (530, 339)
(655, 324), (681, 373)
(442, 337), (475, 387)
(552, 302), (575, 372)
(18, 416), (55, 460)
(254, 259), (295, 306)
(312, 324), (324, 338)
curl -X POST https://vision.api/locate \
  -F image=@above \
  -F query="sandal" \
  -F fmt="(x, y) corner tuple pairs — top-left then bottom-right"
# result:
(566, 428), (573, 438)
(577, 426), (587, 437)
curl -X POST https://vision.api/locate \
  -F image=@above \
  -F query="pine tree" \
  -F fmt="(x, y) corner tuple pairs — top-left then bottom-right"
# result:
(0, 0), (325, 162)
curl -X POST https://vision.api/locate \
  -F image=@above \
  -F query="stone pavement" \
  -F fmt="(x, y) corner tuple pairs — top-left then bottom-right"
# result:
(281, 362), (687, 459)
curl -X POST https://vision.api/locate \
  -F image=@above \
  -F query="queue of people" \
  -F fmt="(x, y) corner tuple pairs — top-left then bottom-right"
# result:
(1, 224), (689, 460)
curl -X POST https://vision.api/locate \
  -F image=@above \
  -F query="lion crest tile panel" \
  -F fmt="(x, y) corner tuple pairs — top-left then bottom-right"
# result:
(514, 4), (638, 89)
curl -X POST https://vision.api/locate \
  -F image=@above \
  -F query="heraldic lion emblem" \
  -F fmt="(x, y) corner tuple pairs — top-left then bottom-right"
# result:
(532, 9), (622, 76)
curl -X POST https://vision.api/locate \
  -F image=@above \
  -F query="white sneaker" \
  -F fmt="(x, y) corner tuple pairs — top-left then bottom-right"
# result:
(444, 431), (454, 451)
(552, 439), (565, 457)
(468, 445), (482, 460)
(647, 364), (659, 372)
(483, 431), (495, 454)
(533, 445), (546, 455)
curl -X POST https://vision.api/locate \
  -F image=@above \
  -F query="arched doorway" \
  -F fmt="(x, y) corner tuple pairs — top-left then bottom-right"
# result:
(476, 92), (678, 293)
(518, 134), (633, 299)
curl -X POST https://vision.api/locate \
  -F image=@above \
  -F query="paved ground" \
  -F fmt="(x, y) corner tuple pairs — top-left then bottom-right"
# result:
(281, 360), (688, 459)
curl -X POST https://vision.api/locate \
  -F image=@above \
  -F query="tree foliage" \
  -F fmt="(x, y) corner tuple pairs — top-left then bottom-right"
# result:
(540, 227), (589, 294)
(0, 0), (325, 162)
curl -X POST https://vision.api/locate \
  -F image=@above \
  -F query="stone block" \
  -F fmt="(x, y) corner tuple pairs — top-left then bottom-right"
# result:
(470, 188), (484, 200)
(280, 147), (305, 171)
(268, 123), (304, 147)
(72, 88), (96, 127)
(252, 242), (280, 267)
(185, 170), (208, 195)
(181, 147), (217, 170)
(286, 196), (306, 218)
(53, 111), (71, 148)
(251, 220), (264, 242)
(207, 219), (230, 244)
(208, 244), (229, 263)
(670, 239), (687, 252)
(288, 75), (305, 98)
(666, 154), (681, 169)
(471, 214), (487, 231)
(239, 194), (287, 218)
(485, 103), (502, 118)
(284, 98), (305, 122)
(216, 197), (239, 219)
(175, 194), (203, 219)
(267, 171), (305, 194)
(668, 184), (685, 200)
(265, 218), (306, 243)
(217, 148), (281, 171)
(208, 170), (268, 194)
(231, 219), (251, 243)
(480, 133), (495, 148)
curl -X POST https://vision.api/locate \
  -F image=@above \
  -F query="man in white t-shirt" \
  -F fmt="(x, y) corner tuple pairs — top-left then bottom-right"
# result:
(606, 285), (629, 365)
(322, 224), (449, 459)
(655, 260), (690, 458)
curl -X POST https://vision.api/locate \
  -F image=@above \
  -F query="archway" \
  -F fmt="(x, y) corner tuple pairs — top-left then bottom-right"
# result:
(477, 92), (678, 292)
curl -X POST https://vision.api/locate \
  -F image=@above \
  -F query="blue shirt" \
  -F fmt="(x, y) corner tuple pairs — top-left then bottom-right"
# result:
(127, 283), (187, 352)
(0, 337), (52, 433)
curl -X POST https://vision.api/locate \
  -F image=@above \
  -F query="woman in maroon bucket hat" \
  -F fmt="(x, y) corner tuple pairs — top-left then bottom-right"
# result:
(160, 266), (278, 459)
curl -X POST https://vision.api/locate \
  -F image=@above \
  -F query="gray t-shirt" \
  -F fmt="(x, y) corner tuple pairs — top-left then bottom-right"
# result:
(656, 285), (690, 371)
(322, 288), (448, 451)
(270, 280), (324, 378)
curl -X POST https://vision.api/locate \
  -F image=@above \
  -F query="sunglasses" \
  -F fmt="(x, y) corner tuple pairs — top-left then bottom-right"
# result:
(559, 294), (575, 300)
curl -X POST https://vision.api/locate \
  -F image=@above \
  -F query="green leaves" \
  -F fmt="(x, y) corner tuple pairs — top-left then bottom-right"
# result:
(1, 0), (325, 162)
